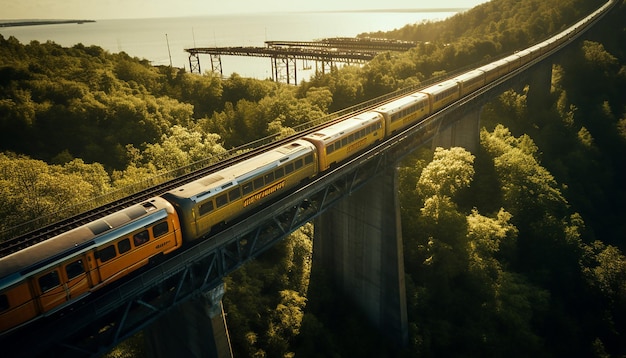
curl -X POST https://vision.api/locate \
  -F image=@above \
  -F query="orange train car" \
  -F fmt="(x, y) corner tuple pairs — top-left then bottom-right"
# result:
(0, 197), (183, 333)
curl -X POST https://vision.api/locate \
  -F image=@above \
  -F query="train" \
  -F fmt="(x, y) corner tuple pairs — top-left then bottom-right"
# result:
(0, 0), (614, 334)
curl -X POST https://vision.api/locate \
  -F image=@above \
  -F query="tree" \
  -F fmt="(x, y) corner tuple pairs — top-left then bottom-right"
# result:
(417, 146), (475, 198)
(141, 125), (226, 172)
(62, 158), (112, 196)
(266, 290), (307, 357)
(480, 125), (566, 223)
(467, 208), (517, 277)
(0, 153), (107, 233)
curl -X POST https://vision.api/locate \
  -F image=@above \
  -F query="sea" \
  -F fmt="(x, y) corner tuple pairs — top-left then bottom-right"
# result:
(0, 10), (461, 80)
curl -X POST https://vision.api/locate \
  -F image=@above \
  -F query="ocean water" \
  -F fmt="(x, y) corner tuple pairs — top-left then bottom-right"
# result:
(0, 11), (459, 80)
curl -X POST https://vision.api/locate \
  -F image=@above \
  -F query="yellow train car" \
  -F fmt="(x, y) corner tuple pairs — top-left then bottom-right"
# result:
(453, 69), (487, 97)
(303, 111), (384, 171)
(419, 79), (461, 114)
(162, 139), (318, 241)
(0, 197), (183, 333)
(374, 92), (430, 136)
(477, 61), (502, 84)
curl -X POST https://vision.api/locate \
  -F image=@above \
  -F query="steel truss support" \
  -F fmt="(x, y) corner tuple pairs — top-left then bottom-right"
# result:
(316, 58), (334, 75)
(272, 56), (298, 84)
(210, 54), (223, 77)
(188, 52), (201, 74)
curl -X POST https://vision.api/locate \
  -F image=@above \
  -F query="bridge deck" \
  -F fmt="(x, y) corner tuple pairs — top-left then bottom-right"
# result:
(185, 37), (416, 60)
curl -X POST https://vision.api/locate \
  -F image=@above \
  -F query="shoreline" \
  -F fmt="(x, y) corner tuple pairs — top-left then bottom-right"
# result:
(0, 19), (95, 28)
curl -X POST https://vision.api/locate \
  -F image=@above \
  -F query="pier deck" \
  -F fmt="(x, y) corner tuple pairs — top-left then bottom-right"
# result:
(185, 37), (416, 83)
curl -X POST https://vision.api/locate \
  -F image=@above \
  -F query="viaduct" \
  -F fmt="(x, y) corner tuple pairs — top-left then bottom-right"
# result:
(143, 38), (556, 358)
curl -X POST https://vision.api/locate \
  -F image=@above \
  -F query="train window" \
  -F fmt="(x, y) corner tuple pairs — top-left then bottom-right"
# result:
(354, 131), (361, 140)
(305, 154), (313, 165)
(348, 133), (354, 143)
(38, 271), (60, 293)
(153, 222), (169, 238)
(253, 177), (264, 190)
(216, 194), (228, 208)
(199, 201), (214, 216)
(360, 129), (366, 137)
(341, 138), (348, 147)
(242, 182), (253, 195)
(0, 294), (8, 312)
(65, 260), (85, 280)
(264, 172), (274, 184)
(294, 159), (303, 170)
(133, 230), (149, 247)
(98, 246), (117, 263)
(119, 238), (131, 253)
(229, 188), (241, 201)
(366, 125), (371, 135)
(285, 163), (294, 174)
(326, 144), (334, 155)
(275, 167), (285, 179)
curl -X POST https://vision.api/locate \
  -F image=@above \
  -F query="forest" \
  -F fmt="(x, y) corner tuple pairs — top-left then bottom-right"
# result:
(1, 0), (625, 356)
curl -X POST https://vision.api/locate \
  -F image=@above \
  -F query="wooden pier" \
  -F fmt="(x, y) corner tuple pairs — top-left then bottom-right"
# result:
(185, 37), (416, 84)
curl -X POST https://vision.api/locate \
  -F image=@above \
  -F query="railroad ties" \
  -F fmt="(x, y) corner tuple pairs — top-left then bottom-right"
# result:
(185, 37), (416, 84)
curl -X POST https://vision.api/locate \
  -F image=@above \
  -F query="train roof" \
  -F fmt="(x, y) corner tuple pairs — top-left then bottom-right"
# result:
(304, 111), (383, 143)
(420, 78), (459, 95)
(452, 69), (486, 81)
(375, 92), (429, 115)
(477, 61), (501, 73)
(163, 139), (316, 201)
(0, 197), (173, 289)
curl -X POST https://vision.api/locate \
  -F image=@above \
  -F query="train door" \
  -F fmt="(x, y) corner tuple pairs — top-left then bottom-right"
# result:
(62, 258), (91, 300)
(35, 268), (66, 312)
(34, 257), (91, 313)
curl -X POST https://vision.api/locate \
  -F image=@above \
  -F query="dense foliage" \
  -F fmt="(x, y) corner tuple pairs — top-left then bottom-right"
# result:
(0, 39), (332, 234)
(391, 2), (626, 355)
(1, 0), (624, 356)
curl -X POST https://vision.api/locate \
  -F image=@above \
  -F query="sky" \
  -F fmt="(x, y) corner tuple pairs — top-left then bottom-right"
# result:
(2, 0), (490, 20)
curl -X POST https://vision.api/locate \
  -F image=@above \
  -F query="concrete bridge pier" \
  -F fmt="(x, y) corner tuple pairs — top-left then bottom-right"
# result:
(431, 105), (482, 152)
(313, 168), (408, 347)
(526, 60), (553, 110)
(144, 283), (233, 358)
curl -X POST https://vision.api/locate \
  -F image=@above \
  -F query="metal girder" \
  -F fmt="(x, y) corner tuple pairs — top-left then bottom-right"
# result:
(210, 54), (223, 77)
